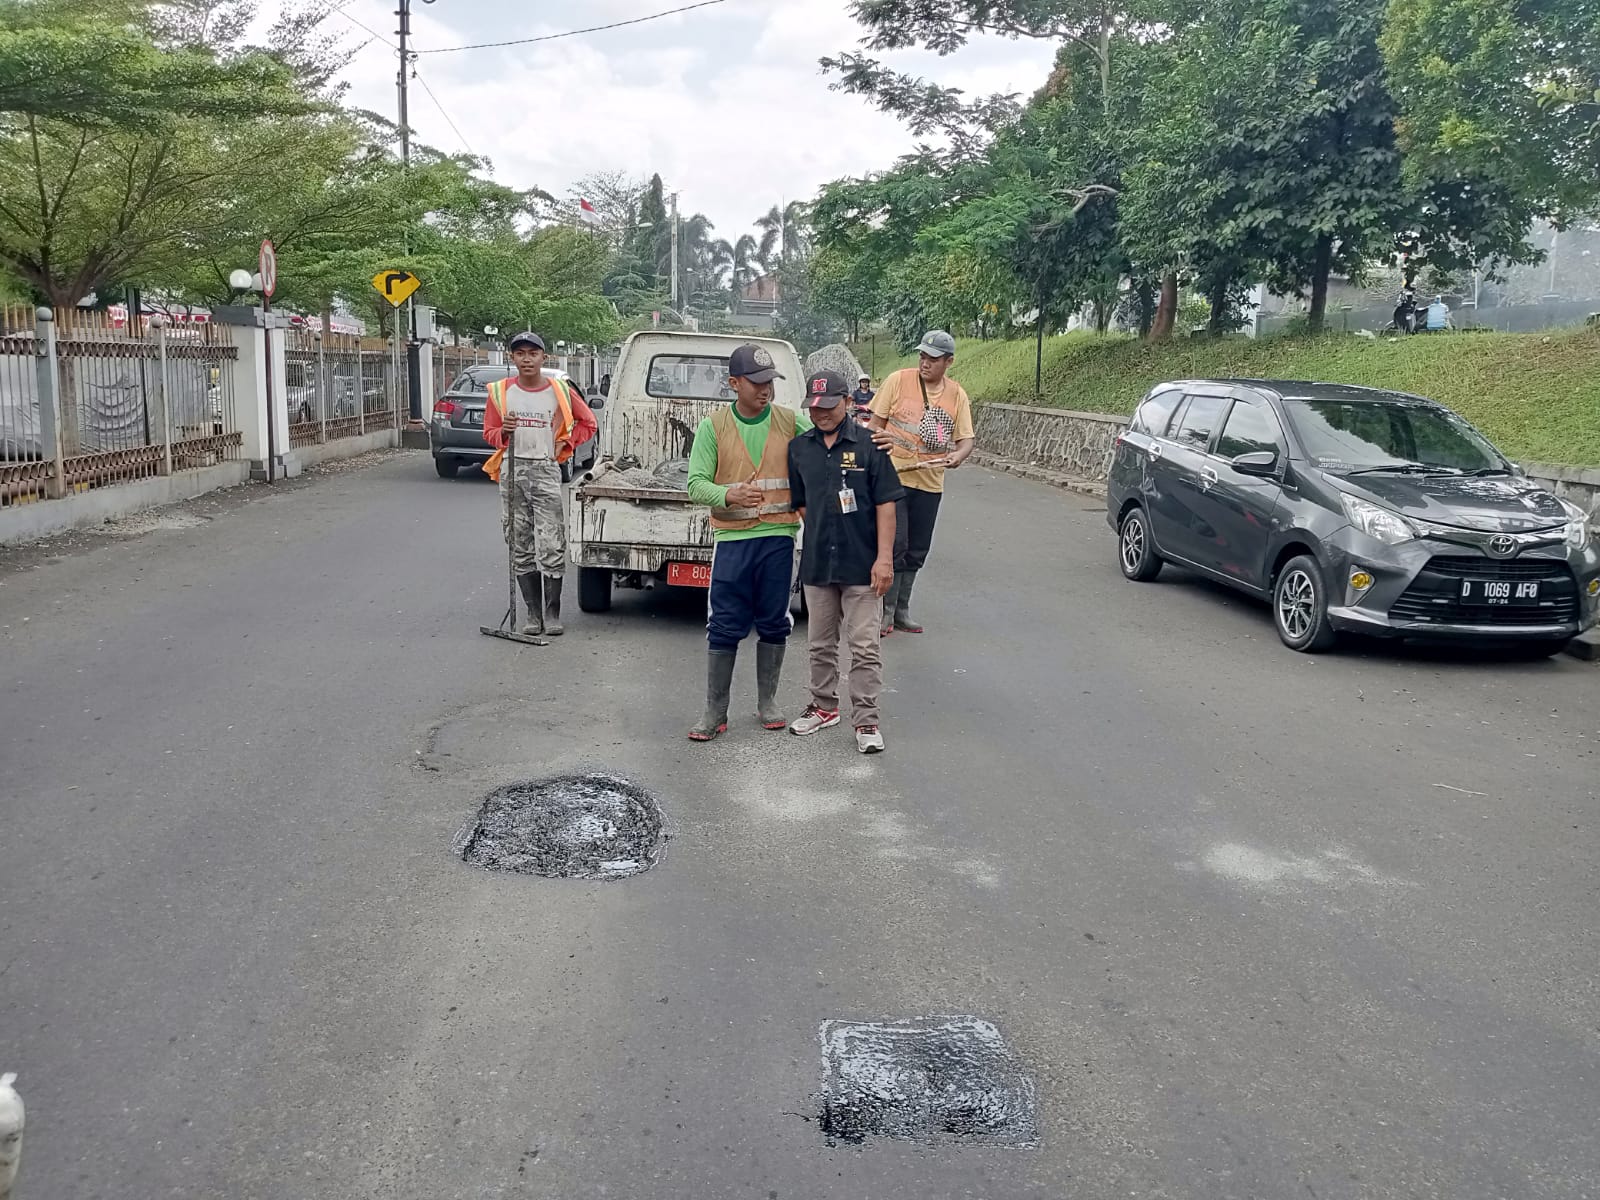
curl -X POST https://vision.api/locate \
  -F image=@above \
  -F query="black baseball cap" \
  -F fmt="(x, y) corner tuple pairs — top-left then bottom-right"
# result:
(508, 331), (545, 351)
(804, 369), (849, 410)
(728, 343), (783, 384)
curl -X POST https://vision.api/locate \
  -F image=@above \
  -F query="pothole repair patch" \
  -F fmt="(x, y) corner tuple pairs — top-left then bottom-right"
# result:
(818, 1016), (1038, 1147)
(454, 774), (665, 879)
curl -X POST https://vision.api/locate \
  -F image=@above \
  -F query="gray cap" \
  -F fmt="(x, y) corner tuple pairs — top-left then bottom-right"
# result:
(916, 330), (956, 358)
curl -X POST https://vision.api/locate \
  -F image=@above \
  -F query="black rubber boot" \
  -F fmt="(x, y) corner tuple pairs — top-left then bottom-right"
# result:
(893, 570), (923, 633)
(542, 575), (564, 636)
(880, 574), (902, 637)
(755, 641), (787, 730)
(516, 573), (545, 636)
(688, 649), (737, 741)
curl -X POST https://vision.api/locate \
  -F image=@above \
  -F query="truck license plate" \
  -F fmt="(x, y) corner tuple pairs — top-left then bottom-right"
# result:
(1460, 579), (1540, 605)
(668, 562), (712, 588)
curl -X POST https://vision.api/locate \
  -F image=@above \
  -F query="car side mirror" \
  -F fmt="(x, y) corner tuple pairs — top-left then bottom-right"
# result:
(1232, 450), (1279, 477)
(588, 396), (606, 411)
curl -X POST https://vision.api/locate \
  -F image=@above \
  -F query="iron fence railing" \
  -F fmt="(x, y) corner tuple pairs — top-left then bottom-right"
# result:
(1, 305), (241, 505)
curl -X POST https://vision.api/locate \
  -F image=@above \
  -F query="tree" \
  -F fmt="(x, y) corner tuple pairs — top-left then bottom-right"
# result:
(1382, 0), (1599, 262)
(808, 244), (882, 342)
(563, 170), (644, 251)
(755, 201), (811, 267)
(0, 0), (305, 126)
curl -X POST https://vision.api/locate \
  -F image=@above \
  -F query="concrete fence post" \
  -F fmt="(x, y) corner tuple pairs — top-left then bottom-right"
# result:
(315, 331), (327, 444)
(354, 344), (365, 437)
(154, 321), (173, 477)
(33, 307), (65, 499)
(210, 305), (299, 481)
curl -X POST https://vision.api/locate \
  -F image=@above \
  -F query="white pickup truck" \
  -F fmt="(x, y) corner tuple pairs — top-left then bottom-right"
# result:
(570, 331), (806, 614)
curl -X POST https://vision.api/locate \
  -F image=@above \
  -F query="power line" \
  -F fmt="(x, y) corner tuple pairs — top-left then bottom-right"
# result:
(413, 69), (476, 158)
(329, 6), (399, 50)
(416, 0), (737, 54)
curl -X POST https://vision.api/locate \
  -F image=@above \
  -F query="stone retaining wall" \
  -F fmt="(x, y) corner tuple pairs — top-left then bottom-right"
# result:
(973, 403), (1600, 518)
(1522, 462), (1600, 521)
(972, 403), (1127, 481)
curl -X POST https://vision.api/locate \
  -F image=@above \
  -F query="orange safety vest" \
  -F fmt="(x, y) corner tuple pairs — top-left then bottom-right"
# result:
(709, 404), (801, 531)
(879, 367), (962, 465)
(482, 376), (578, 482)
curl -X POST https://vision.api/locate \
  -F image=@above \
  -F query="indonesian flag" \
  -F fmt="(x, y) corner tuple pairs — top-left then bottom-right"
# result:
(577, 198), (601, 225)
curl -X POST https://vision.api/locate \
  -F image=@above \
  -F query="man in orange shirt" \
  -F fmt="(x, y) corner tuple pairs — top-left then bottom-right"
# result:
(867, 330), (975, 635)
(483, 332), (597, 636)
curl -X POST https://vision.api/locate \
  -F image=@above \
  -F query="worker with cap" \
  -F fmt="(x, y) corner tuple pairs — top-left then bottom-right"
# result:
(867, 329), (975, 636)
(481, 331), (597, 636)
(684, 343), (812, 741)
(787, 369), (902, 753)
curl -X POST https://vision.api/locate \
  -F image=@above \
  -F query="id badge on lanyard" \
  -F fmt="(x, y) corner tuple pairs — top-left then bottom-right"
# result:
(838, 464), (864, 512)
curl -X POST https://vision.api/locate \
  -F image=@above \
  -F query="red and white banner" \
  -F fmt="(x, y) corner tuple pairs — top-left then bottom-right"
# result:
(577, 198), (602, 226)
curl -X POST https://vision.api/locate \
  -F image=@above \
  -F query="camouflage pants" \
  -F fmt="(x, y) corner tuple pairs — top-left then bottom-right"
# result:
(499, 458), (566, 577)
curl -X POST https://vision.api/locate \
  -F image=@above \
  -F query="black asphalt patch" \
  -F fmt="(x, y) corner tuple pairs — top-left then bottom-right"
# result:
(818, 1016), (1038, 1147)
(454, 774), (665, 879)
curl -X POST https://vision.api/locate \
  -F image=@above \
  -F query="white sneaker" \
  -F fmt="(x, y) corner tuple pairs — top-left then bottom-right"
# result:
(855, 725), (885, 754)
(790, 705), (841, 736)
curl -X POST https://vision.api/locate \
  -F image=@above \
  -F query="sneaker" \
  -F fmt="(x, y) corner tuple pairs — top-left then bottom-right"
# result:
(856, 725), (885, 754)
(789, 705), (841, 736)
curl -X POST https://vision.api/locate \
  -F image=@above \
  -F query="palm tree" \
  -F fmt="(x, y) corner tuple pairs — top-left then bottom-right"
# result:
(731, 234), (761, 291)
(755, 201), (810, 269)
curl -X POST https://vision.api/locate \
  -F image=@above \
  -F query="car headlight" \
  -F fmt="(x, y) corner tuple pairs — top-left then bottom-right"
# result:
(1559, 499), (1593, 549)
(1340, 494), (1417, 545)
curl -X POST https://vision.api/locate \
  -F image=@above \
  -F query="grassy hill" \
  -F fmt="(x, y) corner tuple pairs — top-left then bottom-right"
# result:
(857, 329), (1600, 466)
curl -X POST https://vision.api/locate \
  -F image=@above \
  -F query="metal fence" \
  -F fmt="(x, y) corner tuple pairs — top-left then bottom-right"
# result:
(1, 305), (241, 506)
(281, 329), (416, 448)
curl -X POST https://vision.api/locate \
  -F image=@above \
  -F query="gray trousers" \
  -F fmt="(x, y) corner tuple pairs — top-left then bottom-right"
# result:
(499, 459), (566, 576)
(803, 583), (884, 727)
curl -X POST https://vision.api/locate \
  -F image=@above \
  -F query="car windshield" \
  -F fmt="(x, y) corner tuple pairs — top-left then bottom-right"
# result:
(1283, 398), (1504, 474)
(448, 368), (514, 396)
(646, 355), (735, 400)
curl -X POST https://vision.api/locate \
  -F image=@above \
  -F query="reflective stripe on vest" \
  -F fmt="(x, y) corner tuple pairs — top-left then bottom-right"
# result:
(709, 405), (800, 531)
(881, 367), (960, 464)
(487, 376), (578, 465)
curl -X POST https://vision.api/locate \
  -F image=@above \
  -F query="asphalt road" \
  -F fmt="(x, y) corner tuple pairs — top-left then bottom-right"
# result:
(2, 451), (1596, 1200)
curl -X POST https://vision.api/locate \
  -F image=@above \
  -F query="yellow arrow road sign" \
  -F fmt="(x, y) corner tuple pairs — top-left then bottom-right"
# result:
(372, 270), (421, 307)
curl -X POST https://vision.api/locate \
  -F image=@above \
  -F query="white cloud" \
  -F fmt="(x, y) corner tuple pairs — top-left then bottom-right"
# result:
(320, 0), (1059, 240)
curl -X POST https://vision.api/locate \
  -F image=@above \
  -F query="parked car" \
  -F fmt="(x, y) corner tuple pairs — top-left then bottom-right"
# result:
(429, 365), (601, 481)
(1107, 380), (1600, 656)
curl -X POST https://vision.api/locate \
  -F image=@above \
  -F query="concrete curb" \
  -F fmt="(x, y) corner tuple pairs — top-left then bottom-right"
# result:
(1567, 631), (1600, 662)
(0, 462), (250, 546)
(972, 451), (1107, 502)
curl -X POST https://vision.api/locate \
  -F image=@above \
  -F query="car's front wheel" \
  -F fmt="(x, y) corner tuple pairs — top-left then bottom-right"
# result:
(434, 455), (459, 478)
(1273, 554), (1338, 652)
(1118, 507), (1163, 581)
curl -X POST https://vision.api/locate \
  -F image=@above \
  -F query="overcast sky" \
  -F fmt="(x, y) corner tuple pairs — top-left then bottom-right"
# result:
(319, 0), (1059, 240)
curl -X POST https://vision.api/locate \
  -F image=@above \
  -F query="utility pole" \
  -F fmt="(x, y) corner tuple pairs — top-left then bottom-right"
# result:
(669, 192), (680, 310)
(396, 0), (412, 167)
(396, 0), (423, 422)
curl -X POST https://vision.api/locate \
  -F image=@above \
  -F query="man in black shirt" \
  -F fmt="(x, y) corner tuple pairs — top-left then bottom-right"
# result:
(786, 370), (904, 753)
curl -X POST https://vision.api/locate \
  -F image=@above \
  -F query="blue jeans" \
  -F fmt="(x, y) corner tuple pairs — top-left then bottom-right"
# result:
(707, 534), (795, 652)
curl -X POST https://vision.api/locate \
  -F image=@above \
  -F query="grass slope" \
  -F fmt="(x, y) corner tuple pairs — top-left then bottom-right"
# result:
(859, 330), (1600, 466)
